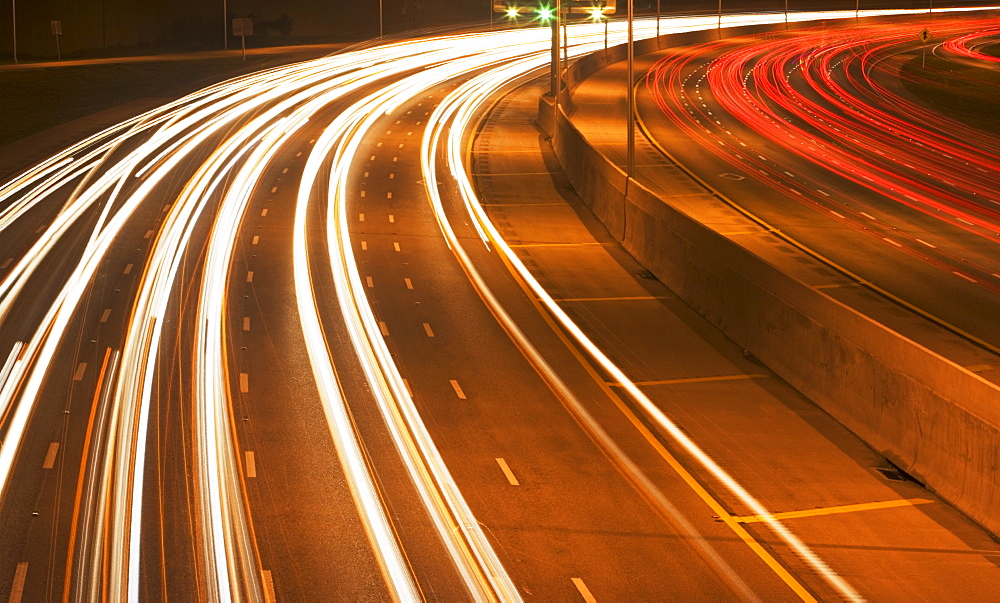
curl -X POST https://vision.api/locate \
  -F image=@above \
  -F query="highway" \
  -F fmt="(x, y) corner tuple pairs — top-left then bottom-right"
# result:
(0, 8), (999, 601)
(640, 14), (1000, 352)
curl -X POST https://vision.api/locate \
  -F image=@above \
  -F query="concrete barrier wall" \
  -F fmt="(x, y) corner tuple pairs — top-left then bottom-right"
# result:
(540, 17), (1000, 535)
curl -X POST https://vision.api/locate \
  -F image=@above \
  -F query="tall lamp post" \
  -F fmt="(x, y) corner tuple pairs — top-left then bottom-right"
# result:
(626, 0), (634, 187)
(223, 0), (228, 50)
(11, 0), (17, 63)
(718, 0), (722, 30)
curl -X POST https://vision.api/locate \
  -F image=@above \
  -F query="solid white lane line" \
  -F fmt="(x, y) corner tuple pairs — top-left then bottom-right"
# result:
(240, 373), (249, 394)
(572, 578), (596, 603)
(245, 451), (257, 478)
(8, 562), (27, 603)
(42, 442), (59, 469)
(73, 362), (87, 381)
(242, 317), (250, 332)
(423, 323), (434, 337)
(100, 309), (112, 323)
(495, 458), (519, 486)
(246, 271), (254, 283)
(404, 278), (414, 290)
(450, 380), (467, 400)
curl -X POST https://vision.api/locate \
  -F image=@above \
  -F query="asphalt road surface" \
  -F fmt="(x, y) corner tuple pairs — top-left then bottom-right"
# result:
(0, 8), (998, 602)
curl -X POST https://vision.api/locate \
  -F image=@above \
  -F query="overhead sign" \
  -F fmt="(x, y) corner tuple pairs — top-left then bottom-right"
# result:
(233, 18), (253, 37)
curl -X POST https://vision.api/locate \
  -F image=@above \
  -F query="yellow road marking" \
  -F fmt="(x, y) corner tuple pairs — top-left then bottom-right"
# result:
(611, 374), (768, 387)
(509, 242), (616, 248)
(553, 296), (669, 302)
(731, 498), (936, 524)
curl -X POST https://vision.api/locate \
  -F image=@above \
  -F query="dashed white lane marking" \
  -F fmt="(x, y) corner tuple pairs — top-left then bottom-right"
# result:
(572, 578), (597, 603)
(240, 373), (249, 393)
(450, 379), (467, 400)
(860, 211), (877, 220)
(423, 323), (435, 337)
(282, 168), (288, 174)
(495, 458), (520, 485)
(252, 236), (260, 245)
(389, 173), (395, 179)
(8, 562), (27, 603)
(261, 208), (268, 217)
(361, 241), (368, 251)
(261, 570), (276, 603)
(361, 190), (366, 198)
(883, 238), (902, 248)
(393, 242), (401, 252)
(359, 213), (365, 222)
(245, 451), (257, 478)
(376, 142), (383, 148)
(393, 156), (398, 162)
(387, 192), (393, 199)
(243, 317), (250, 332)
(953, 271), (977, 283)
(296, 152), (302, 157)
(398, 143), (404, 149)
(817, 189), (830, 196)
(246, 271), (255, 283)
(916, 238), (936, 249)
(370, 155), (376, 161)
(144, 230), (154, 239)
(124, 263), (133, 274)
(0, 258), (11, 269)
(100, 309), (112, 323)
(379, 321), (389, 336)
(404, 278), (413, 290)
(366, 276), (374, 288)
(35, 224), (46, 234)
(830, 210), (845, 219)
(73, 362), (87, 381)
(270, 186), (278, 194)
(42, 442), (59, 469)
(364, 171), (369, 178)
(388, 215), (395, 223)
(309, 139), (316, 144)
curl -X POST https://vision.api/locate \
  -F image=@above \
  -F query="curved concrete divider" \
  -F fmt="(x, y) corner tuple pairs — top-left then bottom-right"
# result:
(538, 16), (1000, 536)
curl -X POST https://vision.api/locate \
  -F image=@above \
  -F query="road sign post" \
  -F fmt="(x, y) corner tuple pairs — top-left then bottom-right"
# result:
(919, 28), (930, 67)
(51, 20), (62, 60)
(232, 18), (253, 60)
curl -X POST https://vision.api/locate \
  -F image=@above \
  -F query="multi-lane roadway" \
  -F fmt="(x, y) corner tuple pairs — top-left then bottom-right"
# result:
(0, 8), (998, 602)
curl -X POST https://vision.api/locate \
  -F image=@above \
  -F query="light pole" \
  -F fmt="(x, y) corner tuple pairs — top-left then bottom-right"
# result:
(717, 0), (722, 31)
(626, 0), (634, 187)
(656, 0), (660, 38)
(223, 0), (228, 50)
(11, 0), (17, 64)
(380, 0), (384, 37)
